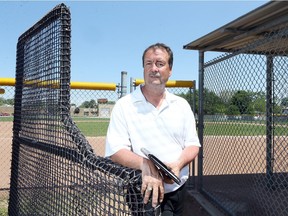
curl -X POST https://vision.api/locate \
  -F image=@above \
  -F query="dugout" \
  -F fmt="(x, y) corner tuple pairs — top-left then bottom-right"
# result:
(184, 1), (288, 216)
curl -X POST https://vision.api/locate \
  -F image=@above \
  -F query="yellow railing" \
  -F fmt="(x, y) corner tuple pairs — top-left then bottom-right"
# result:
(1, 77), (195, 90)
(0, 78), (117, 91)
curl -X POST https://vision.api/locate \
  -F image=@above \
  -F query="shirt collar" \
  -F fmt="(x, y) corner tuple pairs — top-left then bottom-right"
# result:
(131, 84), (177, 104)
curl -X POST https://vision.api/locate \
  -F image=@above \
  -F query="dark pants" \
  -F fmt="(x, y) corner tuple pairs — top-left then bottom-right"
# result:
(160, 183), (186, 216)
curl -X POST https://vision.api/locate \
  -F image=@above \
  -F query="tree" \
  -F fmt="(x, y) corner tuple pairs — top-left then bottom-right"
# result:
(0, 97), (14, 106)
(226, 105), (240, 115)
(219, 90), (235, 104)
(80, 99), (97, 108)
(203, 89), (226, 115)
(74, 107), (80, 114)
(280, 97), (288, 107)
(0, 97), (4, 106)
(230, 90), (254, 115)
(253, 92), (266, 114)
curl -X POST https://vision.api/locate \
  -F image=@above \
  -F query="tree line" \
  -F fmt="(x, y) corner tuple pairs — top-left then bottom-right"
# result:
(0, 97), (14, 106)
(179, 89), (288, 116)
(4, 90), (286, 117)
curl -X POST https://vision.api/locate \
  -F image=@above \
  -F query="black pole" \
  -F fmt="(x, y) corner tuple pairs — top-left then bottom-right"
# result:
(266, 55), (274, 188)
(197, 51), (205, 191)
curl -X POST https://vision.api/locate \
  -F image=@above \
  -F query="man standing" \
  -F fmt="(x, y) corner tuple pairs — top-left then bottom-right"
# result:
(105, 43), (200, 215)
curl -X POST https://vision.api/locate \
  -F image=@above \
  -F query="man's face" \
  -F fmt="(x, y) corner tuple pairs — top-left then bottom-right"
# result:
(143, 48), (172, 86)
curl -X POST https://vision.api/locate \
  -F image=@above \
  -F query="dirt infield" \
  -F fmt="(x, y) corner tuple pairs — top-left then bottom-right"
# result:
(0, 122), (13, 191)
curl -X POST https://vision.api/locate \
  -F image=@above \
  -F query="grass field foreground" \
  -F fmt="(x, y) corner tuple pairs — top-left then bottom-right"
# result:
(0, 198), (8, 216)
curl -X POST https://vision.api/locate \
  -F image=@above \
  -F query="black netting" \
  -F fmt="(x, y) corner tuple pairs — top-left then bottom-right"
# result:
(8, 4), (153, 215)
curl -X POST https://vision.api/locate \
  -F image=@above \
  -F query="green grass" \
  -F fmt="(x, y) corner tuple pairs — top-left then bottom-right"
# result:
(75, 121), (109, 136)
(72, 117), (110, 137)
(73, 117), (109, 122)
(0, 198), (8, 216)
(2, 116), (287, 137)
(0, 117), (13, 122)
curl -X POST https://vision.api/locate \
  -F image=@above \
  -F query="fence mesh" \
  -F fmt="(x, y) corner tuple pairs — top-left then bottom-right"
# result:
(8, 4), (155, 215)
(200, 16), (288, 216)
(0, 86), (14, 210)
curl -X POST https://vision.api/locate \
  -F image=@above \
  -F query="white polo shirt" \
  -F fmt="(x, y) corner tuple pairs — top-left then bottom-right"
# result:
(105, 85), (200, 193)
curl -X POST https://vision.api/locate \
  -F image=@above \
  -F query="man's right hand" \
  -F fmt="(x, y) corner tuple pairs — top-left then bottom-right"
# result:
(140, 158), (164, 208)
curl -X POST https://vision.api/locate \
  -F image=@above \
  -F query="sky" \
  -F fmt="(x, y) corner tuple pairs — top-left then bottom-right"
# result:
(0, 0), (268, 86)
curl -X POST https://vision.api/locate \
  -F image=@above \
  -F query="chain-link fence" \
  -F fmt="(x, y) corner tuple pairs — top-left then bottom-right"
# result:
(0, 85), (14, 205)
(0, 78), (195, 214)
(198, 18), (288, 216)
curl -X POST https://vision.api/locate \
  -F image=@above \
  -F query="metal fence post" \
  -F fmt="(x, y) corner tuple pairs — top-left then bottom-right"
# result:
(120, 71), (127, 98)
(130, 77), (134, 93)
(197, 50), (204, 191)
(266, 55), (274, 188)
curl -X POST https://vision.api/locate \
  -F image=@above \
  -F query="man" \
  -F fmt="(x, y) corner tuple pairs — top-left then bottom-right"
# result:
(105, 43), (200, 215)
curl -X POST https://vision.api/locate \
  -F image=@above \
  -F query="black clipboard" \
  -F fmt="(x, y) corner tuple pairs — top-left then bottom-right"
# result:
(141, 148), (181, 185)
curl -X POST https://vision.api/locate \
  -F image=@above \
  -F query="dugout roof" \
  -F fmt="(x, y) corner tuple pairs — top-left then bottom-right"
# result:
(183, 1), (288, 54)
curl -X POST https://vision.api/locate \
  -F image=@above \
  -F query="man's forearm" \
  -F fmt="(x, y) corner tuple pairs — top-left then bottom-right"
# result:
(110, 149), (144, 170)
(177, 145), (199, 169)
